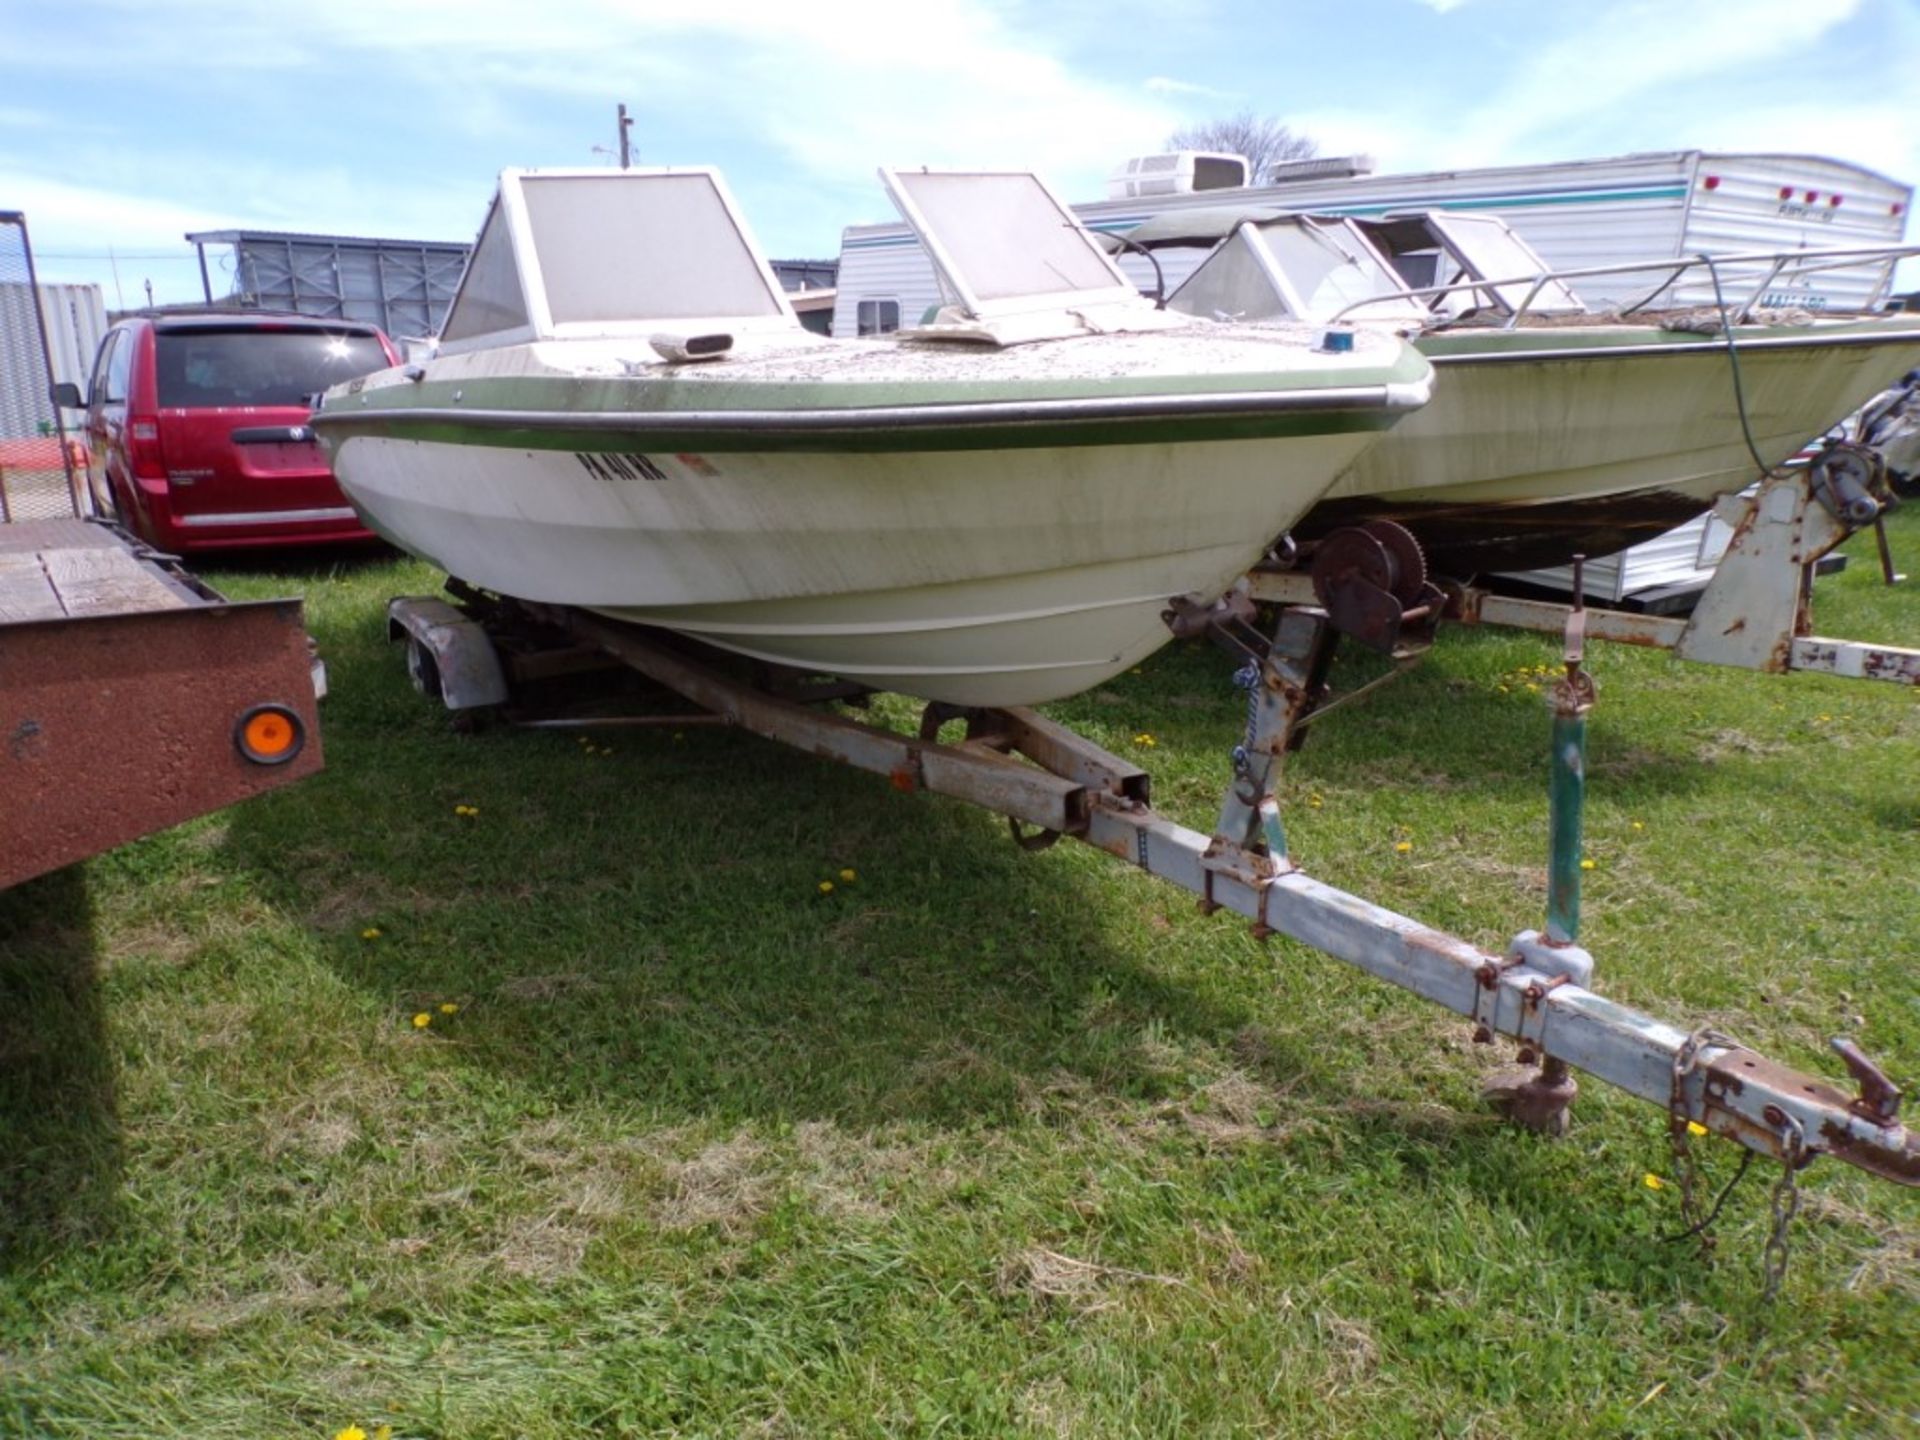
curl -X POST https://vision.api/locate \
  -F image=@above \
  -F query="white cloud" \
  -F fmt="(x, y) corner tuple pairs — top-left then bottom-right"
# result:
(1144, 76), (1239, 100)
(15, 0), (1917, 299)
(1438, 0), (1867, 165)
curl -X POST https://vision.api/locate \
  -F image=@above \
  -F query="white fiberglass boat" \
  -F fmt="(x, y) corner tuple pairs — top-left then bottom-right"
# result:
(313, 167), (1431, 705)
(1121, 208), (1920, 573)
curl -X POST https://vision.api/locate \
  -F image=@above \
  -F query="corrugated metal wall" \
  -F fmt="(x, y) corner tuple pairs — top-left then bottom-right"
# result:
(1, 284), (103, 430)
(214, 234), (473, 339)
(0, 219), (90, 520)
(29, 282), (107, 391)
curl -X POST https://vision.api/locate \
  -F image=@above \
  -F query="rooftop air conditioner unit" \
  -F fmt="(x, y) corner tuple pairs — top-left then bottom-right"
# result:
(1106, 151), (1250, 201)
(1263, 154), (1377, 186)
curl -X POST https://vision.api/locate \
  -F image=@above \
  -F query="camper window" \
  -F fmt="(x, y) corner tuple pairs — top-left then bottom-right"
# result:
(857, 299), (900, 336)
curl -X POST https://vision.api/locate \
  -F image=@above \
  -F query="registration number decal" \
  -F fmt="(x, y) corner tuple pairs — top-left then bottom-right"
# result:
(574, 451), (667, 482)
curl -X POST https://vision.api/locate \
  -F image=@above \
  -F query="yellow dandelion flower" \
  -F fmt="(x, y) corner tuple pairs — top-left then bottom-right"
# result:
(1307, 793), (1323, 809)
(1580, 858), (1596, 871)
(817, 880), (835, 895)
(1394, 841), (1412, 854)
(411, 1012), (431, 1029)
(1130, 667), (1144, 675)
(1631, 821), (1644, 831)
(361, 927), (381, 941)
(1816, 714), (1832, 723)
(439, 1002), (458, 1015)
(1643, 1173), (1665, 1191)
(335, 1427), (369, 1440)
(1132, 732), (1157, 747)
(1687, 1121), (1708, 1137)
(1524, 682), (1540, 693)
(1496, 685), (1510, 693)
(839, 868), (857, 883)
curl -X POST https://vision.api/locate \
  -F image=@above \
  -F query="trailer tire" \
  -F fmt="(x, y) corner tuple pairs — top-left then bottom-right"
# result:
(405, 635), (445, 704)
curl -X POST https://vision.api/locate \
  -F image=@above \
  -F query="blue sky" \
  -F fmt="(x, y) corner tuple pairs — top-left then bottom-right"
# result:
(5, 0), (1918, 307)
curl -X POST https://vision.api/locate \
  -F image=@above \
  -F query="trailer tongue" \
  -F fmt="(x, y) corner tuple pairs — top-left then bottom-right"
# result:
(389, 584), (1918, 1292)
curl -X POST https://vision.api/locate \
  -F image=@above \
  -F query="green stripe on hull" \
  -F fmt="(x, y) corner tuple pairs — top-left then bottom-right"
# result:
(323, 405), (1404, 455)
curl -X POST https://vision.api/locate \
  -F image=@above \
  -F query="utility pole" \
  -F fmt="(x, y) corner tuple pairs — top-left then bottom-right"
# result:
(617, 103), (633, 169)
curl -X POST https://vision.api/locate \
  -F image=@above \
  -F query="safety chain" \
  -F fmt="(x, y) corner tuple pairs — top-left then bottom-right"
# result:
(1667, 1026), (1722, 1249)
(1761, 1111), (1806, 1304)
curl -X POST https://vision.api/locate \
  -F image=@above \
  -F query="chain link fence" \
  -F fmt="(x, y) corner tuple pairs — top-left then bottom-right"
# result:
(1, 211), (84, 522)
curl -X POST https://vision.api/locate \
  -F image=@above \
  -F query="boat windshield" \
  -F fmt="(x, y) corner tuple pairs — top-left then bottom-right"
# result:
(1254, 219), (1433, 322)
(1366, 213), (1585, 317)
(522, 173), (785, 325)
(1165, 216), (1430, 325)
(881, 169), (1135, 315)
(437, 169), (795, 351)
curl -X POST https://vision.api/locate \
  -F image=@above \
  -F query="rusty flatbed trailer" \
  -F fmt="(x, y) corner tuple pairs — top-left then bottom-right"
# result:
(0, 518), (322, 890)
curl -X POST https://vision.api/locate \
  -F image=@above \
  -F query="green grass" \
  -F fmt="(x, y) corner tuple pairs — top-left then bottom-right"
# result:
(3, 509), (1917, 1438)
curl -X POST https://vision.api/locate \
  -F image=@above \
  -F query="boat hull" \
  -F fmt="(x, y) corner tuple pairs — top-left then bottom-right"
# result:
(327, 423), (1386, 707)
(1304, 322), (1920, 574)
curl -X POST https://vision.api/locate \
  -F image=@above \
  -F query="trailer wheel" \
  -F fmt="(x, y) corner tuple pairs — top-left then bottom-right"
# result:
(405, 635), (445, 703)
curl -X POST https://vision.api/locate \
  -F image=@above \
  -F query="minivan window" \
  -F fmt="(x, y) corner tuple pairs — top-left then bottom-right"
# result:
(154, 328), (388, 408)
(101, 330), (132, 404)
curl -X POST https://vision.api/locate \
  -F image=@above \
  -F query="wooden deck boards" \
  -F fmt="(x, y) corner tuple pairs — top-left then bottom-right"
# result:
(0, 519), (196, 624)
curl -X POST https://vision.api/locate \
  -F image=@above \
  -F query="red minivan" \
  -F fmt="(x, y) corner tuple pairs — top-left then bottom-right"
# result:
(64, 311), (398, 552)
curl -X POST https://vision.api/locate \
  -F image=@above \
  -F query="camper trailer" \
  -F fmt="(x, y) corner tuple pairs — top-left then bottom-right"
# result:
(834, 148), (1912, 337)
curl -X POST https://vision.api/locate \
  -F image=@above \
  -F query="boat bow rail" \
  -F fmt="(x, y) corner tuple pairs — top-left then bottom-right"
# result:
(1321, 241), (1920, 330)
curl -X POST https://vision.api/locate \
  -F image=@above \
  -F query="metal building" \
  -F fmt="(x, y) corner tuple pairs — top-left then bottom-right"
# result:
(186, 231), (841, 343)
(185, 229), (472, 340)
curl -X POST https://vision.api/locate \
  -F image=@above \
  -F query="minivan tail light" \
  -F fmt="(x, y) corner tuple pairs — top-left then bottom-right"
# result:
(128, 415), (167, 480)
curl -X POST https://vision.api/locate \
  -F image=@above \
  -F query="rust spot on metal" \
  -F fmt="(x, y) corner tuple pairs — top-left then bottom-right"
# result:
(1482, 1060), (1577, 1136)
(1819, 1120), (1920, 1186)
(1524, 974), (1573, 1010)
(1831, 1037), (1903, 1125)
(1477, 953), (1523, 989)
(1710, 1049), (1852, 1109)
(1595, 620), (1669, 649)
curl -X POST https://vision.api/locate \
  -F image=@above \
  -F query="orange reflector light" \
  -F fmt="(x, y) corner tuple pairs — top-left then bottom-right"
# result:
(235, 703), (305, 765)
